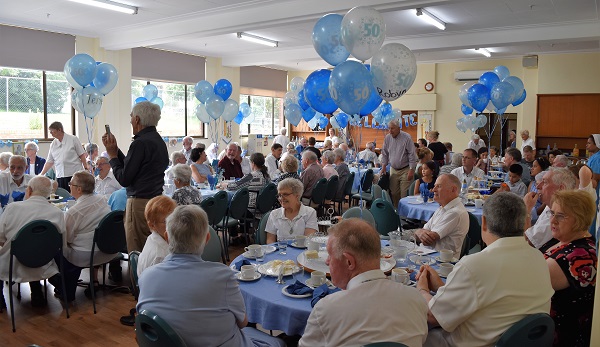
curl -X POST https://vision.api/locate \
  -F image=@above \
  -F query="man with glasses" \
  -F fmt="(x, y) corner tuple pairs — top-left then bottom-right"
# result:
(450, 149), (485, 189)
(94, 156), (122, 200)
(24, 141), (45, 175)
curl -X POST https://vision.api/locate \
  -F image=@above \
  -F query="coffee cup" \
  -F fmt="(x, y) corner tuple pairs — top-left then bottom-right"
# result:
(439, 249), (454, 263)
(244, 244), (262, 257)
(241, 265), (256, 279)
(311, 271), (327, 286)
(307, 240), (320, 251)
(474, 199), (484, 209)
(391, 268), (409, 284)
(295, 235), (307, 247)
(438, 263), (454, 277)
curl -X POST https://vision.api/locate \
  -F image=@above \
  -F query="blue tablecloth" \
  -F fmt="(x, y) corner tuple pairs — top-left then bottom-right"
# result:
(349, 167), (381, 191)
(397, 196), (483, 225)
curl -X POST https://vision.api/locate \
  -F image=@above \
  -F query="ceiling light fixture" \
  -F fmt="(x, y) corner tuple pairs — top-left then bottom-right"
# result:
(237, 32), (278, 47)
(68, 0), (138, 15)
(474, 48), (491, 57)
(415, 8), (446, 30)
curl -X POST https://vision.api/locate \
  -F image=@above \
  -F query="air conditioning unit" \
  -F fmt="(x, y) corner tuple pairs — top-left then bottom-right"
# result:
(454, 70), (488, 82)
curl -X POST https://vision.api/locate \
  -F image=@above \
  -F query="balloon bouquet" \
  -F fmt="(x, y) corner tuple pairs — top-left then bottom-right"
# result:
(134, 84), (164, 109)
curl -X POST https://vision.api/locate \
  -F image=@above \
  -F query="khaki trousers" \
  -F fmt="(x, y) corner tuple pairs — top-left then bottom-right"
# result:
(389, 166), (411, 209)
(125, 197), (152, 253)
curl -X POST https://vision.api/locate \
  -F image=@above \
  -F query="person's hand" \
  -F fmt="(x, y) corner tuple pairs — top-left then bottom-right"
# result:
(417, 265), (445, 292)
(414, 229), (439, 247)
(380, 166), (386, 175)
(523, 191), (538, 211)
(407, 169), (414, 181)
(102, 133), (119, 159)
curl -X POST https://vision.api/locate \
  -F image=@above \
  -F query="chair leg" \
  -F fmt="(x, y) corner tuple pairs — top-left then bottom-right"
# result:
(59, 255), (70, 319)
(9, 273), (16, 332)
(16, 283), (21, 300)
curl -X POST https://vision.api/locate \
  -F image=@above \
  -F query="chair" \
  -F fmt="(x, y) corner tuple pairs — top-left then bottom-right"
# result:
(211, 191), (230, 228)
(332, 172), (355, 215)
(309, 178), (328, 215)
(342, 207), (376, 228)
(200, 197), (227, 263)
(323, 175), (340, 212)
(381, 190), (392, 204)
(351, 169), (374, 206)
(90, 210), (126, 314)
(460, 234), (470, 259)
(407, 180), (417, 196)
(255, 211), (271, 245)
(55, 187), (73, 202)
(128, 251), (140, 300)
(8, 220), (69, 332)
(255, 182), (277, 215)
(201, 226), (224, 263)
(216, 188), (249, 261)
(495, 313), (554, 347)
(363, 343), (408, 347)
(369, 198), (401, 238)
(135, 309), (187, 347)
(467, 212), (485, 254)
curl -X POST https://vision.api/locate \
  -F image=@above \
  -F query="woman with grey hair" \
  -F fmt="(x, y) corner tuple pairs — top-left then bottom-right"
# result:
(265, 178), (318, 244)
(280, 142), (297, 162)
(321, 150), (338, 179)
(24, 141), (46, 175)
(0, 152), (12, 172)
(171, 164), (202, 205)
(273, 155), (300, 186)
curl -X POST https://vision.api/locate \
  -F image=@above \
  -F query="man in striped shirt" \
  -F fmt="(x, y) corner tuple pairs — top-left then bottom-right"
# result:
(380, 119), (417, 207)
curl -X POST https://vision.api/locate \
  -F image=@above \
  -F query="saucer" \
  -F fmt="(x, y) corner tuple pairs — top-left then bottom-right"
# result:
(435, 270), (450, 279)
(281, 285), (312, 298)
(434, 256), (458, 263)
(235, 272), (261, 281)
(289, 242), (307, 249)
(409, 255), (436, 266)
(305, 278), (335, 289)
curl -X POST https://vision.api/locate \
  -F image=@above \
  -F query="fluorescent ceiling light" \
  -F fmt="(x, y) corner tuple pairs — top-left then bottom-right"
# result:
(475, 48), (491, 57)
(237, 32), (278, 47)
(68, 0), (138, 15)
(415, 8), (446, 30)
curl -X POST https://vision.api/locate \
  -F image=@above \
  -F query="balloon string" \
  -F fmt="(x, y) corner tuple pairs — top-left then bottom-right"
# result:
(84, 116), (94, 174)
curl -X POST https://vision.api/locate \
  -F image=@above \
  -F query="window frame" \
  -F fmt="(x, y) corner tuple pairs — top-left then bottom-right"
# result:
(238, 94), (283, 137)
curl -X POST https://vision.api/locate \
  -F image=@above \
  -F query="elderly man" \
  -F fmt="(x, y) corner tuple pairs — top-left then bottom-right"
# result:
(165, 151), (187, 181)
(265, 143), (283, 179)
(520, 130), (534, 152)
(299, 219), (428, 346)
(218, 143), (243, 179)
(300, 151), (324, 203)
(467, 134), (486, 153)
(552, 155), (569, 168)
(503, 147), (531, 186)
(273, 127), (290, 148)
(137, 205), (285, 347)
(295, 137), (308, 160)
(181, 136), (194, 164)
(440, 153), (463, 174)
(414, 174), (469, 258)
(102, 101), (169, 254)
(450, 149), (485, 188)
(24, 141), (45, 175)
(523, 167), (576, 248)
(0, 155), (33, 205)
(333, 148), (350, 201)
(40, 121), (88, 191)
(416, 193), (553, 347)
(358, 142), (379, 166)
(0, 176), (66, 308)
(94, 156), (122, 199)
(381, 119), (418, 207)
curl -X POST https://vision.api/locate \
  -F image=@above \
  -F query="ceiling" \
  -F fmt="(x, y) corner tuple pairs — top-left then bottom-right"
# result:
(1, 0), (599, 71)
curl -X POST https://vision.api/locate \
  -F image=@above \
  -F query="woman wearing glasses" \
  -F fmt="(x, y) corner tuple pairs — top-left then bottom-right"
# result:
(539, 190), (597, 347)
(265, 178), (318, 244)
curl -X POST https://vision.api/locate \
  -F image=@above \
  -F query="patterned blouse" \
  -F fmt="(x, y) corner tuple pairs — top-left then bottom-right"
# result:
(172, 185), (203, 206)
(540, 237), (597, 347)
(226, 170), (270, 209)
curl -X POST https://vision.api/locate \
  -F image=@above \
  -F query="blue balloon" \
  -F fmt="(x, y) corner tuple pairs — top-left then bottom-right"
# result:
(302, 107), (316, 122)
(297, 90), (310, 111)
(214, 79), (232, 100)
(135, 97), (147, 104)
(194, 80), (214, 103)
(461, 104), (474, 115)
(143, 84), (158, 101)
(494, 65), (510, 81)
(234, 111), (244, 124)
(92, 63), (118, 95)
(304, 69), (338, 114)
(239, 102), (251, 118)
(307, 116), (319, 129)
(495, 107), (507, 115)
(512, 89), (527, 106)
(478, 72), (500, 91)
(490, 82), (515, 110)
(312, 14), (350, 66)
(359, 66), (383, 116)
(64, 53), (97, 89)
(503, 76), (524, 104)
(380, 102), (392, 116)
(205, 94), (225, 119)
(284, 104), (302, 126)
(467, 83), (490, 113)
(336, 113), (349, 128)
(318, 115), (329, 129)
(328, 61), (371, 115)
(150, 96), (164, 110)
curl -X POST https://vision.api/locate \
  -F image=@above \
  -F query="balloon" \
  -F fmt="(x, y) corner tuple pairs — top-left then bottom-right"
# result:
(330, 116), (340, 129)
(304, 69), (338, 114)
(495, 107), (507, 115)
(336, 112), (349, 128)
(512, 89), (527, 106)
(143, 84), (158, 101)
(380, 102), (392, 116)
(340, 6), (386, 61)
(461, 104), (473, 116)
(297, 90), (310, 111)
(307, 116), (319, 129)
(478, 71), (500, 91)
(348, 113), (361, 125)
(503, 76), (524, 104)
(194, 80), (214, 103)
(371, 43), (417, 102)
(213, 79), (232, 100)
(284, 104), (302, 126)
(485, 100), (496, 112)
(205, 94), (224, 119)
(490, 82), (515, 110)
(64, 53), (97, 89)
(476, 114), (487, 128)
(135, 97), (147, 104)
(456, 118), (467, 133)
(391, 109), (402, 121)
(494, 65), (510, 81)
(239, 102), (251, 118)
(150, 96), (164, 110)
(290, 77), (305, 95)
(71, 90), (84, 113)
(195, 104), (211, 123)
(233, 111), (244, 124)
(459, 82), (475, 107)
(284, 91), (298, 106)
(312, 14), (350, 66)
(302, 107), (316, 122)
(328, 60), (371, 115)
(222, 99), (239, 121)
(467, 83), (490, 113)
(359, 79), (383, 116)
(242, 112), (255, 125)
(318, 115), (329, 129)
(92, 63), (118, 95)
(80, 86), (103, 119)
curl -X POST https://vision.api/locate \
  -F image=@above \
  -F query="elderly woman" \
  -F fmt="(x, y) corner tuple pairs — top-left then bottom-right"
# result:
(137, 196), (177, 276)
(273, 155), (300, 185)
(427, 131), (448, 167)
(322, 139), (333, 153)
(190, 147), (213, 184)
(266, 178), (318, 243)
(225, 152), (270, 210)
(413, 161), (439, 196)
(539, 190), (597, 346)
(171, 164), (202, 205)
(440, 152), (462, 174)
(321, 150), (338, 179)
(24, 141), (46, 175)
(0, 152), (12, 172)
(280, 142), (297, 162)
(85, 143), (99, 170)
(508, 130), (517, 148)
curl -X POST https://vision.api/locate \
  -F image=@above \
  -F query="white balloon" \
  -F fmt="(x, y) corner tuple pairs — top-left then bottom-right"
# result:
(290, 77), (305, 95)
(222, 99), (239, 122)
(371, 43), (417, 102)
(341, 6), (386, 61)
(195, 104), (211, 123)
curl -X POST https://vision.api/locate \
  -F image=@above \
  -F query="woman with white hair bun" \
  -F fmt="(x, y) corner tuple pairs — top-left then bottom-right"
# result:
(171, 164), (202, 205)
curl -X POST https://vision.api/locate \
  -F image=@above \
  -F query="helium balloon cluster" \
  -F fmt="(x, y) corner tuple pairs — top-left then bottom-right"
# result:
(134, 84), (164, 110)
(191, 79), (245, 124)
(456, 65), (526, 132)
(64, 54), (119, 119)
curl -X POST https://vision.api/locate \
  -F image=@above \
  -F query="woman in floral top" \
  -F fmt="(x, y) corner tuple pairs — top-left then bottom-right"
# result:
(171, 164), (202, 205)
(539, 190), (597, 347)
(224, 152), (270, 210)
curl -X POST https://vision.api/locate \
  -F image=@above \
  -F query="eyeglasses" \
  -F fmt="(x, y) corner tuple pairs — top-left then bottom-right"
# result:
(277, 192), (294, 199)
(68, 182), (80, 188)
(546, 209), (569, 222)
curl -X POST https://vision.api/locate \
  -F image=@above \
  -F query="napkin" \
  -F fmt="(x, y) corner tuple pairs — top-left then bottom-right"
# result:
(287, 280), (313, 295)
(234, 259), (251, 271)
(11, 191), (25, 202)
(311, 284), (341, 307)
(207, 175), (216, 189)
(0, 194), (9, 207)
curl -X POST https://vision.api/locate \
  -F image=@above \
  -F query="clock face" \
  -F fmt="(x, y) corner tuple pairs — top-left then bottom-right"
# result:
(425, 82), (434, 92)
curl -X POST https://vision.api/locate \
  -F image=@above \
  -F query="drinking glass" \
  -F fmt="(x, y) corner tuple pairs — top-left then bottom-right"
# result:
(293, 264), (304, 283)
(395, 245), (409, 263)
(256, 247), (265, 262)
(278, 237), (288, 255)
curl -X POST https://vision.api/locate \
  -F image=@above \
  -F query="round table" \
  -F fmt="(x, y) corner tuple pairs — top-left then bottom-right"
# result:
(349, 167), (381, 191)
(397, 196), (483, 225)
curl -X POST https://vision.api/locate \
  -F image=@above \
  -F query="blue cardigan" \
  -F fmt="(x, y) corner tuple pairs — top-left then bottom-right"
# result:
(26, 155), (46, 175)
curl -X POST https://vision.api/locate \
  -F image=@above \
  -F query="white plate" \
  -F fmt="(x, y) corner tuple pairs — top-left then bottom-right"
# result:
(297, 251), (396, 274)
(317, 220), (333, 226)
(235, 272), (261, 281)
(305, 278), (336, 289)
(48, 198), (63, 202)
(409, 255), (437, 266)
(289, 242), (307, 249)
(434, 256), (458, 263)
(257, 260), (300, 277)
(281, 285), (312, 298)
(242, 245), (277, 259)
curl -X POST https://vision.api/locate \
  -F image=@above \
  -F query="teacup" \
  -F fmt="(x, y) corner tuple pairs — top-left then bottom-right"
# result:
(391, 268), (409, 284)
(438, 263), (454, 277)
(307, 240), (320, 251)
(310, 271), (327, 286)
(295, 235), (307, 247)
(241, 265), (256, 279)
(439, 249), (454, 263)
(244, 244), (262, 257)
(474, 199), (484, 209)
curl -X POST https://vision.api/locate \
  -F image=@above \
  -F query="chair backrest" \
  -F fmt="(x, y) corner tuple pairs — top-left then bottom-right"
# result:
(371, 184), (383, 200)
(310, 178), (328, 205)
(93, 210), (126, 255)
(369, 198), (400, 236)
(343, 171), (356, 196)
(212, 191), (229, 225)
(199, 197), (218, 224)
(407, 180), (417, 196)
(342, 207), (376, 227)
(55, 187), (73, 202)
(381, 190), (392, 204)
(256, 182), (277, 214)
(363, 343), (408, 347)
(135, 309), (187, 347)
(325, 175), (339, 200)
(255, 211), (271, 245)
(495, 313), (555, 347)
(460, 234), (470, 259)
(201, 226), (222, 263)
(128, 251), (140, 298)
(228, 188), (250, 220)
(11, 220), (61, 268)
(467, 212), (484, 251)
(360, 169), (374, 193)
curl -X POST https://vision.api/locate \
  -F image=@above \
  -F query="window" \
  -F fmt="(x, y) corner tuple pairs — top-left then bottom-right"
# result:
(238, 94), (283, 136)
(131, 79), (204, 138)
(0, 67), (72, 139)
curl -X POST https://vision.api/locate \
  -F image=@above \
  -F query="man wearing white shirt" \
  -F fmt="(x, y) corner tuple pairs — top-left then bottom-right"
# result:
(324, 128), (339, 145)
(358, 142), (379, 166)
(450, 149), (485, 188)
(414, 174), (469, 258)
(467, 134), (486, 153)
(180, 136), (194, 164)
(237, 145), (251, 175)
(39, 121), (88, 191)
(272, 128), (290, 149)
(265, 143), (283, 179)
(94, 156), (122, 200)
(520, 130), (535, 152)
(0, 155), (33, 204)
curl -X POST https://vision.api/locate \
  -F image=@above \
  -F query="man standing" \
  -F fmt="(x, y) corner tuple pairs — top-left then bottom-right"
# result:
(450, 149), (485, 188)
(503, 147), (531, 186)
(94, 156), (122, 200)
(181, 136), (194, 164)
(39, 121), (88, 191)
(300, 151), (324, 203)
(299, 219), (428, 346)
(102, 101), (169, 253)
(265, 143), (283, 179)
(417, 193), (553, 347)
(467, 134), (486, 153)
(380, 119), (417, 207)
(0, 155), (33, 204)
(218, 143), (243, 179)
(273, 127), (290, 149)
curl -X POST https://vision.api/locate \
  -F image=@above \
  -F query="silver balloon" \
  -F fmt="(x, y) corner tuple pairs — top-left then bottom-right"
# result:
(371, 43), (417, 102)
(340, 6), (386, 61)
